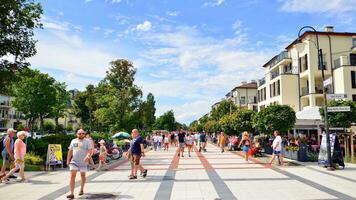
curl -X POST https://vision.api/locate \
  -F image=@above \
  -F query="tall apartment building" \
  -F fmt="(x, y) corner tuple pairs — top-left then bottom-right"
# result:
(257, 26), (356, 113)
(226, 81), (258, 111)
(0, 94), (27, 132)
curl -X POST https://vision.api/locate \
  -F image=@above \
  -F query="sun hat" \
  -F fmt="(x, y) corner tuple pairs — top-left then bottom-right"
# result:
(7, 128), (17, 134)
(99, 139), (105, 144)
(17, 131), (27, 138)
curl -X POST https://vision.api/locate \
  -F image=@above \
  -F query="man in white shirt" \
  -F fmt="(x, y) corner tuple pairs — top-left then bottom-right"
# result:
(269, 131), (284, 166)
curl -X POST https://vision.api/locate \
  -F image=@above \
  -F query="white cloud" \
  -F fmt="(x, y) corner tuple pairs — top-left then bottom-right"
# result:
(132, 25), (272, 123)
(279, 0), (356, 14)
(203, 0), (225, 7)
(30, 30), (116, 78)
(104, 29), (115, 36)
(42, 21), (68, 31)
(167, 11), (180, 17)
(135, 21), (152, 32)
(93, 26), (101, 31)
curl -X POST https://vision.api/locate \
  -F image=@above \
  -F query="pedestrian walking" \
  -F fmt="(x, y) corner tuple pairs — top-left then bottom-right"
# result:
(1, 131), (28, 183)
(177, 130), (186, 157)
(153, 133), (159, 151)
(199, 132), (207, 152)
(239, 131), (251, 162)
(1, 128), (16, 179)
(97, 140), (108, 171)
(170, 132), (175, 145)
(185, 132), (194, 157)
(269, 131), (284, 166)
(127, 129), (147, 180)
(164, 135), (169, 151)
(85, 131), (95, 170)
(219, 132), (227, 153)
(66, 129), (93, 199)
(157, 133), (163, 150)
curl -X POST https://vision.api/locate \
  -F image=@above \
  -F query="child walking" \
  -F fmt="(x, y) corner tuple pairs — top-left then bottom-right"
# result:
(97, 140), (108, 171)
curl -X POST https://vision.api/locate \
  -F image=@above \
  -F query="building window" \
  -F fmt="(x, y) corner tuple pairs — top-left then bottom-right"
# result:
(353, 95), (356, 102)
(263, 88), (266, 100)
(0, 121), (5, 128)
(353, 38), (356, 48)
(277, 80), (280, 95)
(350, 54), (356, 66)
(351, 71), (356, 88)
(240, 96), (246, 105)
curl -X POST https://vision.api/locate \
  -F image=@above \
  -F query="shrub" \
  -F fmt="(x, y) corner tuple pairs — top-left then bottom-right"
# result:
(285, 146), (299, 152)
(307, 151), (318, 162)
(66, 124), (73, 132)
(25, 152), (44, 165)
(43, 120), (55, 132)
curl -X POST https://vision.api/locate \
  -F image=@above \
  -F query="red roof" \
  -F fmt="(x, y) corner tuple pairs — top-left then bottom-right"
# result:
(286, 31), (356, 50)
(233, 82), (257, 90)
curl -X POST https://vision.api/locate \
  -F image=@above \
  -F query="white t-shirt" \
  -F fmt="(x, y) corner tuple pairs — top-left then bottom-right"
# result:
(272, 136), (282, 151)
(164, 137), (169, 143)
(158, 136), (163, 143)
(153, 136), (159, 143)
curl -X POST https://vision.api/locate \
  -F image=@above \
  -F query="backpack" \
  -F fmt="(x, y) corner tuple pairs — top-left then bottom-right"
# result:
(0, 137), (4, 152)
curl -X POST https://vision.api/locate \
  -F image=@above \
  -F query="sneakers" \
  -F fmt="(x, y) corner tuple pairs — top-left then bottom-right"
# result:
(79, 191), (84, 196)
(142, 169), (148, 178)
(9, 174), (17, 179)
(66, 194), (74, 199)
(129, 175), (137, 180)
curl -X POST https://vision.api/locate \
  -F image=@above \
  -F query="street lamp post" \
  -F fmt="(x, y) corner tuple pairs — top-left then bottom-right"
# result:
(296, 26), (334, 170)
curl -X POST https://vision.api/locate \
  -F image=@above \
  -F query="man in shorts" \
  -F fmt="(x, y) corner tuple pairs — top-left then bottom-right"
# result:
(128, 129), (147, 180)
(269, 130), (284, 166)
(66, 129), (93, 199)
(199, 132), (207, 152)
(177, 130), (186, 157)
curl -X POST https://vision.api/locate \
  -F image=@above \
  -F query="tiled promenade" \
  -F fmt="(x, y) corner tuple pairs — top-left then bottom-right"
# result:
(1, 143), (356, 200)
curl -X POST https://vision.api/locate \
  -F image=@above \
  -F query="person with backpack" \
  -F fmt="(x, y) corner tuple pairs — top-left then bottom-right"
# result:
(1, 128), (17, 179)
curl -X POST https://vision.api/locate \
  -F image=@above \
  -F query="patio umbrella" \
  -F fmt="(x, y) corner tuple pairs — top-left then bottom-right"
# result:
(120, 139), (131, 143)
(112, 132), (131, 139)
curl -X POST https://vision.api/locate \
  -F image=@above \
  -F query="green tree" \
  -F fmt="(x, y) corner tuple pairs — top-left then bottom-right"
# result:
(320, 100), (356, 129)
(232, 109), (256, 133)
(253, 104), (296, 135)
(94, 59), (143, 131)
(73, 91), (90, 126)
(12, 69), (57, 133)
(211, 100), (237, 120)
(204, 119), (220, 133)
(189, 120), (203, 132)
(141, 93), (156, 131)
(85, 84), (97, 130)
(219, 114), (235, 135)
(51, 82), (70, 127)
(0, 0), (43, 92)
(154, 110), (177, 131)
(43, 120), (55, 132)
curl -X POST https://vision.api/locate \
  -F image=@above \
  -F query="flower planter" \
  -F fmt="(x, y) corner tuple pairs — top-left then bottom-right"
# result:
(283, 144), (308, 162)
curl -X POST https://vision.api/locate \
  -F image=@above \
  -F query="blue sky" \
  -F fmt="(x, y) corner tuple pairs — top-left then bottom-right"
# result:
(29, 0), (356, 124)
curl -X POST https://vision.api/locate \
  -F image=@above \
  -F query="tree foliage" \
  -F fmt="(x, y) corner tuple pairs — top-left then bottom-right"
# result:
(253, 104), (296, 135)
(141, 93), (156, 131)
(320, 100), (356, 129)
(232, 109), (255, 133)
(211, 100), (237, 120)
(12, 68), (57, 132)
(51, 82), (70, 127)
(0, 0), (43, 92)
(153, 110), (177, 131)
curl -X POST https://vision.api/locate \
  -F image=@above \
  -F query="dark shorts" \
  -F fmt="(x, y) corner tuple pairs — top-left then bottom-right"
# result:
(131, 154), (141, 166)
(273, 150), (281, 155)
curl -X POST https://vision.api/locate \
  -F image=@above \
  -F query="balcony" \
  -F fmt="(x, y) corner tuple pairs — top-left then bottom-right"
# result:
(271, 70), (280, 80)
(264, 51), (291, 68)
(258, 78), (265, 86)
(301, 87), (309, 96)
(334, 55), (356, 68)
